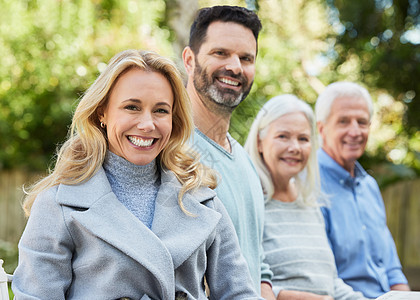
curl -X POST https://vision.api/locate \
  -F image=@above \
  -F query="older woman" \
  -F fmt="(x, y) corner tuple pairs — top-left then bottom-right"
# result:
(12, 50), (259, 299)
(245, 95), (368, 300)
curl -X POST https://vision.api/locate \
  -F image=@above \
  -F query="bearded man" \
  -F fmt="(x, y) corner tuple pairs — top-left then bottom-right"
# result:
(182, 5), (274, 299)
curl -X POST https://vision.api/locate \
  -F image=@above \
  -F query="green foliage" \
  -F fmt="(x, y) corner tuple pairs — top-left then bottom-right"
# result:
(0, 246), (14, 299)
(0, 239), (17, 275)
(0, 0), (418, 184)
(325, 0), (420, 178)
(0, 240), (16, 298)
(0, 0), (172, 171)
(335, 0), (420, 128)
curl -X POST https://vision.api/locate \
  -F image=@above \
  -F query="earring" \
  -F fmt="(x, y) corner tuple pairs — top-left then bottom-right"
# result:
(100, 122), (105, 128)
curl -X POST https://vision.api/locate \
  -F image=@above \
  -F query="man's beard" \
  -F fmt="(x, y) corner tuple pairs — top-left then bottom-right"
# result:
(193, 59), (253, 115)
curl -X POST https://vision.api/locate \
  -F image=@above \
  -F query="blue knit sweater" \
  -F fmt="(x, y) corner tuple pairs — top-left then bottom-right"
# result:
(103, 151), (159, 229)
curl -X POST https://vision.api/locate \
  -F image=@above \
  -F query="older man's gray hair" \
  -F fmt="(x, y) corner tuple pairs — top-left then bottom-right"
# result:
(315, 81), (374, 124)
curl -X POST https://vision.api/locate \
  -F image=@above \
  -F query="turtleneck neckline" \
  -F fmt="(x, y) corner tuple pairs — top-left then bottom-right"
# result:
(103, 150), (160, 229)
(104, 151), (158, 178)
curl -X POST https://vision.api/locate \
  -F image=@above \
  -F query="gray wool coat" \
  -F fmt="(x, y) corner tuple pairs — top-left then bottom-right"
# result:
(12, 167), (260, 300)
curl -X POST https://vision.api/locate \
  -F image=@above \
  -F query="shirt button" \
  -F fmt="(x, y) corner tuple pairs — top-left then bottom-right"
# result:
(339, 179), (344, 184)
(362, 225), (366, 230)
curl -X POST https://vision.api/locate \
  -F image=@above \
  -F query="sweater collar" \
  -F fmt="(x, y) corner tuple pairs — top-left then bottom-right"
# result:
(103, 150), (158, 185)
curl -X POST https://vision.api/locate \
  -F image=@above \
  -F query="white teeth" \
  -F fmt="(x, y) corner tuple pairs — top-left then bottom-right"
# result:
(128, 136), (154, 147)
(345, 142), (360, 147)
(282, 158), (300, 163)
(219, 78), (239, 86)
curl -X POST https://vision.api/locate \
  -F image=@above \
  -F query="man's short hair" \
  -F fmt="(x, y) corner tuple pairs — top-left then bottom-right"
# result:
(188, 5), (262, 54)
(315, 81), (374, 123)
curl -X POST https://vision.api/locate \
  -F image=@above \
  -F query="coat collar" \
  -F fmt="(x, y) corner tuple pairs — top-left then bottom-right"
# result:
(56, 167), (220, 294)
(152, 169), (220, 268)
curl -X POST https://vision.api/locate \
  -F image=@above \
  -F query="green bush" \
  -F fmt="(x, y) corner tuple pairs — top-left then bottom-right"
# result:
(0, 239), (17, 298)
(0, 239), (18, 275)
(0, 0), (172, 171)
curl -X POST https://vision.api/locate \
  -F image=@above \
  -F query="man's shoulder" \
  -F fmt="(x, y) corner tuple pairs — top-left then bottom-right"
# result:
(353, 161), (380, 187)
(317, 149), (335, 167)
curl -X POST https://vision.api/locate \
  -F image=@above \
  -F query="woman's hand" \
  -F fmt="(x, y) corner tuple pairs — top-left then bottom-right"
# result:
(276, 290), (333, 300)
(390, 283), (410, 291)
(261, 282), (276, 300)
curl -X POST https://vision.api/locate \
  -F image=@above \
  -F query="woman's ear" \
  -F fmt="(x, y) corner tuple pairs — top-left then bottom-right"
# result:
(257, 134), (263, 154)
(97, 106), (105, 124)
(317, 121), (324, 137)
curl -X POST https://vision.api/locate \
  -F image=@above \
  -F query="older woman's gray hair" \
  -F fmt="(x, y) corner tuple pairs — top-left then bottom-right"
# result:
(315, 81), (374, 124)
(244, 94), (321, 206)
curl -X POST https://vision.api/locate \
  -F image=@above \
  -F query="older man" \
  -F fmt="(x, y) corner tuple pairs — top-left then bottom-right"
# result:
(182, 5), (274, 298)
(315, 81), (410, 298)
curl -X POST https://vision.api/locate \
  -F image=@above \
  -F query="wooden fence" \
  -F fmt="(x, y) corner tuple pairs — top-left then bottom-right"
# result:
(0, 170), (419, 288)
(0, 170), (42, 244)
(382, 178), (420, 289)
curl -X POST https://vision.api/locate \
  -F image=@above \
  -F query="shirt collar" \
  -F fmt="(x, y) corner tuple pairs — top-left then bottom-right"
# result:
(318, 148), (367, 186)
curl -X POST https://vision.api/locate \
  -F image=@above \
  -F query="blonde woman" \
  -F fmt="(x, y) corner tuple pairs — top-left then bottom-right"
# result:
(245, 95), (368, 300)
(12, 50), (259, 299)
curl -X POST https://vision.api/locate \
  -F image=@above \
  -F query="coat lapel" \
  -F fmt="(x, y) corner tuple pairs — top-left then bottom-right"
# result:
(56, 167), (222, 289)
(57, 168), (175, 298)
(152, 169), (221, 269)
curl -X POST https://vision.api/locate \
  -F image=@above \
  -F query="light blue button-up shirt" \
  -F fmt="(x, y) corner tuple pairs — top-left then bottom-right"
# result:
(318, 149), (408, 298)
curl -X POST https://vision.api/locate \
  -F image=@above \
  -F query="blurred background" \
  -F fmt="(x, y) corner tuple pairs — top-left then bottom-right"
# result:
(0, 0), (419, 293)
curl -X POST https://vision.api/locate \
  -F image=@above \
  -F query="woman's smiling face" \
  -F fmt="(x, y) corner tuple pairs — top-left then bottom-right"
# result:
(100, 68), (174, 165)
(258, 112), (312, 183)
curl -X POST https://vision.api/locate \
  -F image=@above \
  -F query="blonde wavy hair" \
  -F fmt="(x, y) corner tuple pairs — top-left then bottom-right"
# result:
(244, 94), (321, 207)
(23, 49), (217, 216)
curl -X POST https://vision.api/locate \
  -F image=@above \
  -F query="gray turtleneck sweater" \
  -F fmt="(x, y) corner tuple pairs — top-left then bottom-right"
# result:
(103, 151), (160, 229)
